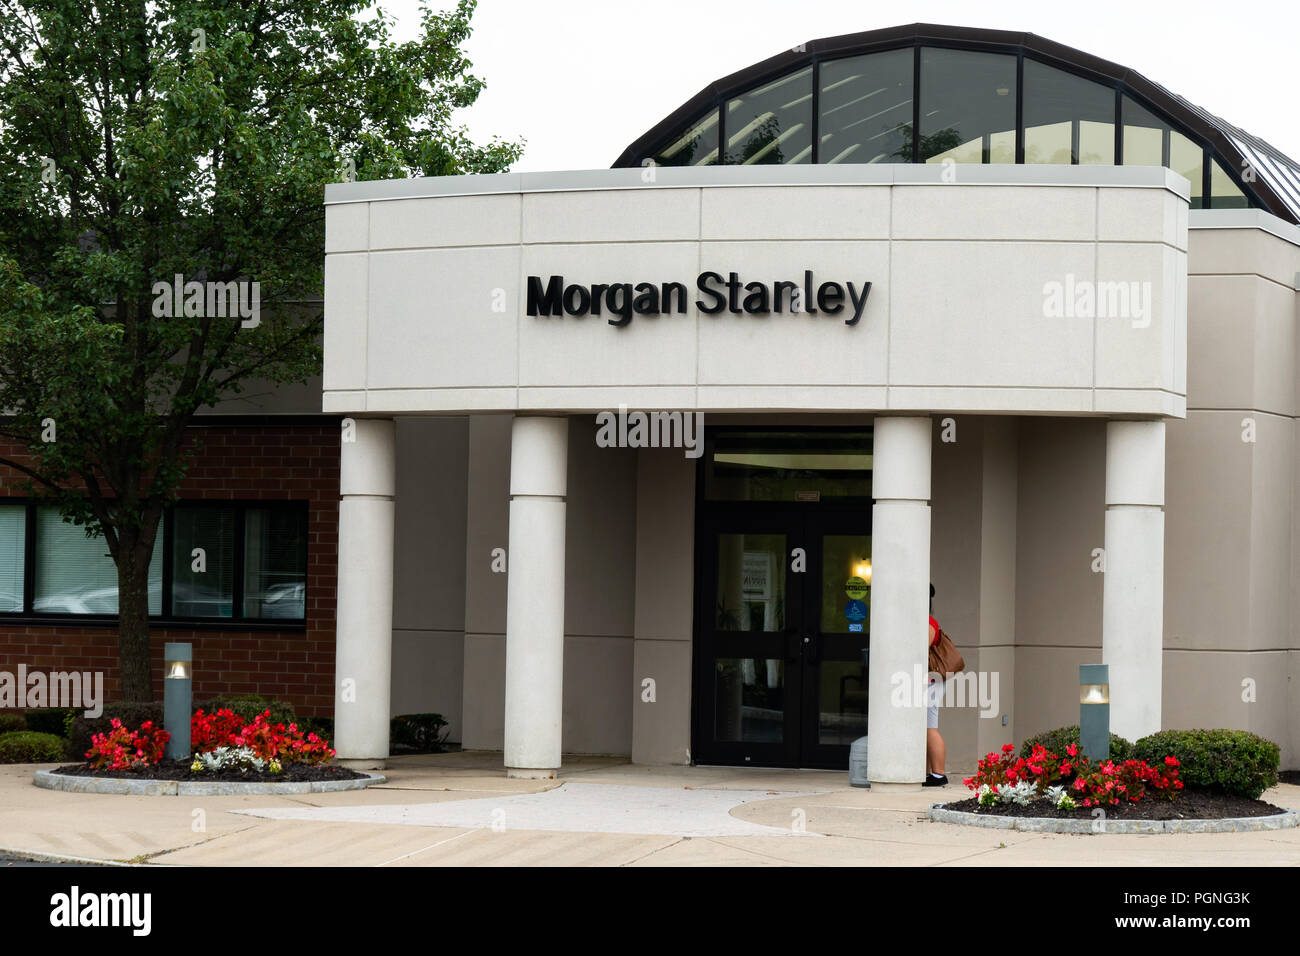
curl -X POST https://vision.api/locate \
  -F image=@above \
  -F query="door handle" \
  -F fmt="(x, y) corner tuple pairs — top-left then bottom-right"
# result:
(803, 633), (817, 664)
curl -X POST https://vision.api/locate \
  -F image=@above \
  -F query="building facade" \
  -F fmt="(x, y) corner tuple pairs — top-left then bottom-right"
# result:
(321, 24), (1300, 782)
(7, 24), (1297, 785)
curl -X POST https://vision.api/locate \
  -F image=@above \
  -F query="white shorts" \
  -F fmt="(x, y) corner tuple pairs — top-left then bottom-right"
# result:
(927, 678), (944, 729)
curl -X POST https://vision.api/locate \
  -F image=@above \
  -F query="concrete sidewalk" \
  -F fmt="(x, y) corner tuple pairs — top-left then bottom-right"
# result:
(4, 752), (1300, 866)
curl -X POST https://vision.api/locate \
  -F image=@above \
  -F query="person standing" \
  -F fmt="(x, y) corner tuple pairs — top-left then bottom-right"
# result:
(923, 583), (948, 787)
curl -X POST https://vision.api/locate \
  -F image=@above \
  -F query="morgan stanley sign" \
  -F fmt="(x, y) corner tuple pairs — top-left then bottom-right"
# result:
(527, 271), (872, 326)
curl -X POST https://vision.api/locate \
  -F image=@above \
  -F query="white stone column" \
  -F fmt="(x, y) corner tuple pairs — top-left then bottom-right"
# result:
(868, 416), (932, 787)
(1102, 420), (1166, 741)
(504, 416), (569, 778)
(334, 418), (396, 769)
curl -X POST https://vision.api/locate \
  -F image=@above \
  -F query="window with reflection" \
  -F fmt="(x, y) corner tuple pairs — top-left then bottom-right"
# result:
(919, 47), (1016, 164)
(0, 505), (23, 612)
(1023, 59), (1114, 165)
(629, 42), (1268, 215)
(715, 534), (786, 632)
(1210, 159), (1250, 208)
(715, 658), (784, 742)
(819, 50), (913, 164)
(172, 505), (235, 617)
(704, 430), (873, 502)
(0, 500), (306, 621)
(1122, 96), (1166, 167)
(651, 111), (719, 167)
(33, 508), (162, 615)
(1170, 132), (1205, 208)
(725, 67), (813, 164)
(243, 507), (307, 620)
(1123, 96), (1203, 207)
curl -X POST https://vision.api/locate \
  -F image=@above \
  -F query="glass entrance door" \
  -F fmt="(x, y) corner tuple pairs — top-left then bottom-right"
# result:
(800, 512), (872, 768)
(694, 507), (871, 769)
(699, 516), (801, 767)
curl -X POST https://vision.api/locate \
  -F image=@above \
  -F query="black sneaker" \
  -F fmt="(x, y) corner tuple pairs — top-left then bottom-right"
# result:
(922, 774), (949, 787)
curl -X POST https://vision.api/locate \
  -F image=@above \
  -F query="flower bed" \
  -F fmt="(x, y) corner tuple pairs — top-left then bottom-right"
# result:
(940, 788), (1286, 821)
(967, 742), (1182, 811)
(52, 708), (362, 783)
(50, 759), (366, 783)
(939, 742), (1287, 822)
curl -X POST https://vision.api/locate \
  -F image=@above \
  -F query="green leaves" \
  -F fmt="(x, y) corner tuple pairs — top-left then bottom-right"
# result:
(0, 0), (521, 696)
(0, 0), (521, 510)
(1132, 730), (1280, 799)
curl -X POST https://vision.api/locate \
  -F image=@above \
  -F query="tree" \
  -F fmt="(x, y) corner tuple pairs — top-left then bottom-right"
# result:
(0, 0), (522, 701)
(890, 123), (962, 162)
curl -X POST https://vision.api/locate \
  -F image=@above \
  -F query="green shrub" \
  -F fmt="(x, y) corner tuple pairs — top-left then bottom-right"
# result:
(0, 713), (26, 734)
(68, 703), (164, 761)
(22, 707), (75, 738)
(0, 731), (69, 763)
(1133, 729), (1279, 799)
(195, 694), (297, 727)
(299, 716), (333, 741)
(1021, 725), (1133, 762)
(390, 713), (449, 753)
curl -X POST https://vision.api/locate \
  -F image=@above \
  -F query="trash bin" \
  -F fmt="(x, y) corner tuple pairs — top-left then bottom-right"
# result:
(849, 736), (870, 788)
(849, 646), (870, 787)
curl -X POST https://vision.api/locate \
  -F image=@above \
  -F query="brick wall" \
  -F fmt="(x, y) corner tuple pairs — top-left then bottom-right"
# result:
(0, 425), (339, 716)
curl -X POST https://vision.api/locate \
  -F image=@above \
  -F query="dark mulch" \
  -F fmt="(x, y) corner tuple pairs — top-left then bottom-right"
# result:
(1277, 771), (1300, 786)
(51, 759), (367, 783)
(939, 787), (1286, 820)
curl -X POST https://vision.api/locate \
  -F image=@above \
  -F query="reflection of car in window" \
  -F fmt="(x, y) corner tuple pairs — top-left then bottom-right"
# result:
(172, 582), (232, 618)
(23, 578), (304, 619)
(34, 581), (163, 615)
(0, 590), (23, 613)
(257, 583), (305, 619)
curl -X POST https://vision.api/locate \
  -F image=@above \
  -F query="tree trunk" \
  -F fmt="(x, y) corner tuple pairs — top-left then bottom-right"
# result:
(116, 531), (155, 703)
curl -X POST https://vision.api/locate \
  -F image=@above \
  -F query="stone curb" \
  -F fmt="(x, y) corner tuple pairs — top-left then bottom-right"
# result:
(0, 846), (133, 866)
(928, 803), (1300, 834)
(32, 769), (385, 796)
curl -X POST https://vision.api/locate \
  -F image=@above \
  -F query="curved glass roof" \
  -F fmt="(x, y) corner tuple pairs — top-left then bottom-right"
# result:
(613, 23), (1300, 223)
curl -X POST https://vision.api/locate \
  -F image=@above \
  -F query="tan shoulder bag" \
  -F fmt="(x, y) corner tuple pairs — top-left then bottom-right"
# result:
(928, 627), (965, 679)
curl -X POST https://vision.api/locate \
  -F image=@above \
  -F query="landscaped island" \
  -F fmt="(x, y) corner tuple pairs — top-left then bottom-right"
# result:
(49, 704), (364, 783)
(937, 726), (1287, 822)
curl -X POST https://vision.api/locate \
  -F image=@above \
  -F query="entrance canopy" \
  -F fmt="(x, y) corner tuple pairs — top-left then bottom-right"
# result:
(324, 164), (1187, 420)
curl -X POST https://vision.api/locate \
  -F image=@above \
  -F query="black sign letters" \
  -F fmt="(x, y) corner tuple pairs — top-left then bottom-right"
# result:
(526, 272), (871, 327)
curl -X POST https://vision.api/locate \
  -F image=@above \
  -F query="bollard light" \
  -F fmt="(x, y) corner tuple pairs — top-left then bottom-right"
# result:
(163, 642), (192, 761)
(1079, 663), (1109, 762)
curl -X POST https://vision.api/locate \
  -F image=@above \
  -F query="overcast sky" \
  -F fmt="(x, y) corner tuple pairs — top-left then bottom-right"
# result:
(382, 0), (1300, 172)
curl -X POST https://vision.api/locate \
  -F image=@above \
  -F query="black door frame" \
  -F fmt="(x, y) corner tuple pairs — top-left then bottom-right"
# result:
(690, 425), (873, 769)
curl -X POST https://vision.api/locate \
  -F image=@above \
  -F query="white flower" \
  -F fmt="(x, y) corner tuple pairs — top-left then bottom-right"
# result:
(1000, 779), (1040, 806)
(196, 746), (266, 773)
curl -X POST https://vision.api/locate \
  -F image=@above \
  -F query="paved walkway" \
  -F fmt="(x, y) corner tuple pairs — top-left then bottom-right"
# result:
(235, 781), (824, 838)
(4, 753), (1300, 866)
